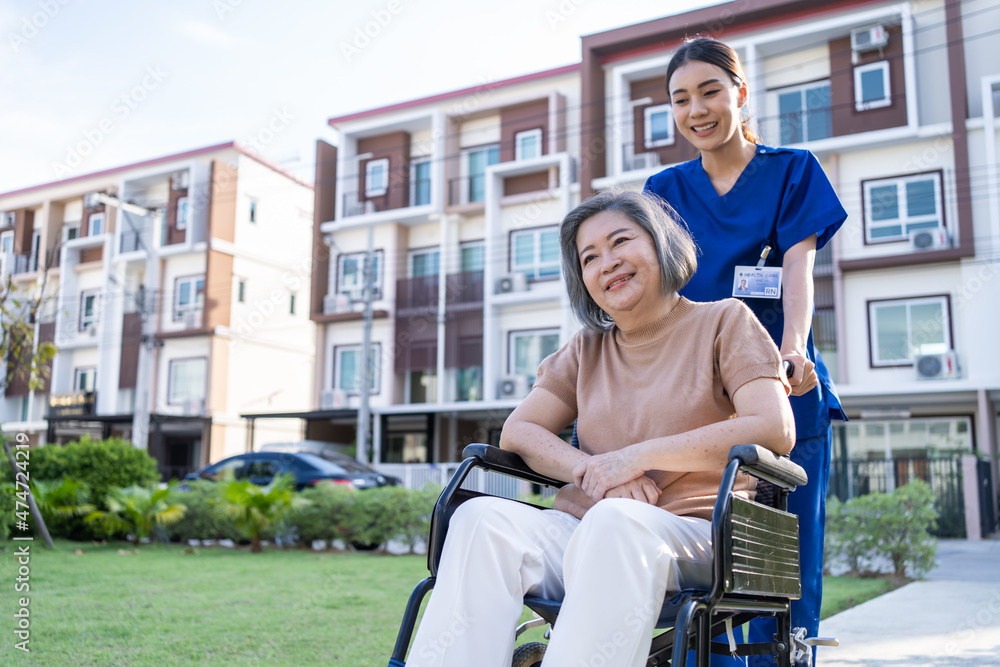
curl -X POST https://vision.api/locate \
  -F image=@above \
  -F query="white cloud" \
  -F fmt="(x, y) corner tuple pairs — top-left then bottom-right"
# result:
(176, 20), (241, 47)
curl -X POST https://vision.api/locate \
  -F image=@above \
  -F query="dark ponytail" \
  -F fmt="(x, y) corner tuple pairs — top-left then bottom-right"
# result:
(665, 37), (761, 145)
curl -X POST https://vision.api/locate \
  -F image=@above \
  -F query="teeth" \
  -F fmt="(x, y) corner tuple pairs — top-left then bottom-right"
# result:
(608, 275), (631, 288)
(693, 122), (717, 132)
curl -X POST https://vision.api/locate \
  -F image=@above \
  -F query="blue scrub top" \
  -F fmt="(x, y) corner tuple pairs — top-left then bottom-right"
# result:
(645, 145), (847, 438)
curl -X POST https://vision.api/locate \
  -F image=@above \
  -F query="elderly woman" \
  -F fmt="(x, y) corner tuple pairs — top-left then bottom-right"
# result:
(406, 189), (794, 667)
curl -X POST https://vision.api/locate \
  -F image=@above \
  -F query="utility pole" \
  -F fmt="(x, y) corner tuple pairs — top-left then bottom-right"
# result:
(93, 194), (159, 450)
(356, 224), (375, 464)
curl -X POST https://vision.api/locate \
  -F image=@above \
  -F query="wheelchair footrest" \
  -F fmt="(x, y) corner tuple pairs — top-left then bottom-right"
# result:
(710, 641), (787, 657)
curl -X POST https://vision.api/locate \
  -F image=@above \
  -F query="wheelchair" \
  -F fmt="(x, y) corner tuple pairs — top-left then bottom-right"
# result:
(389, 442), (830, 666)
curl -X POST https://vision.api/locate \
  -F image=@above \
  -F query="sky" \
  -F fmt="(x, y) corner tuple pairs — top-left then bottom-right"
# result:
(0, 0), (726, 194)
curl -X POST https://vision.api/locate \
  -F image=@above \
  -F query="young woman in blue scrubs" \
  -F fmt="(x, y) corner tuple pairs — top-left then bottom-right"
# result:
(644, 37), (847, 665)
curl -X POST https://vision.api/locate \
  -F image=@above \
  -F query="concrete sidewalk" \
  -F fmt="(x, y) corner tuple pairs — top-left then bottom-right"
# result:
(817, 539), (1000, 666)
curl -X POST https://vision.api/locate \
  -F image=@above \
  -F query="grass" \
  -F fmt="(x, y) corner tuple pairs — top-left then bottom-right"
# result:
(820, 575), (899, 619)
(0, 540), (899, 666)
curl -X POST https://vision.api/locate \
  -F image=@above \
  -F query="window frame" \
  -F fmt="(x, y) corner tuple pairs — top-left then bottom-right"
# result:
(514, 128), (543, 161)
(408, 247), (440, 278)
(336, 249), (384, 301)
(461, 143), (500, 204)
(862, 171), (945, 245)
(237, 280), (246, 303)
(167, 357), (208, 405)
(867, 294), (952, 368)
(460, 241), (485, 272)
(509, 224), (561, 281)
(79, 289), (99, 331)
(410, 158), (431, 206)
(63, 222), (80, 242)
(87, 212), (105, 236)
(775, 79), (832, 144)
(249, 200), (257, 224)
(333, 343), (382, 396)
(176, 196), (190, 231)
(507, 328), (561, 380)
(173, 274), (205, 321)
(643, 103), (675, 148)
(854, 61), (891, 111)
(73, 367), (97, 392)
(365, 158), (390, 198)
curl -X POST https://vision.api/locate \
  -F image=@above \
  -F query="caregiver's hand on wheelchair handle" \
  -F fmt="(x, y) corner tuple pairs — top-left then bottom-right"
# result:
(781, 352), (817, 396)
(573, 448), (648, 502)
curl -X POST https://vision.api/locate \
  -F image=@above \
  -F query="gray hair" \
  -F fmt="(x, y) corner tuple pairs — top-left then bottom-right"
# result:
(559, 188), (697, 332)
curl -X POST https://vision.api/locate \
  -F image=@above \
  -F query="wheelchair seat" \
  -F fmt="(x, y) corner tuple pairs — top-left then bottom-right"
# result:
(388, 443), (812, 667)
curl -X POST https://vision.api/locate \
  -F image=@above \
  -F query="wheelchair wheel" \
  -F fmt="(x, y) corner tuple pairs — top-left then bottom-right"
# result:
(512, 641), (546, 667)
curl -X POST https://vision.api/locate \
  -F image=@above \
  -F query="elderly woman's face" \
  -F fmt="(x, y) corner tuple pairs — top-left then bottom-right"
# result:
(576, 209), (663, 324)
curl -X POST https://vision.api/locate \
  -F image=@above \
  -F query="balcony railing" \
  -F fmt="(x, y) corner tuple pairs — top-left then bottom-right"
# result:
(443, 270), (484, 307)
(621, 142), (662, 173)
(396, 275), (438, 313)
(448, 175), (487, 206)
(341, 178), (432, 218)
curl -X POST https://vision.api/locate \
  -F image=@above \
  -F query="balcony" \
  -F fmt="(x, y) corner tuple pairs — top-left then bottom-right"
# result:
(448, 175), (486, 206)
(396, 275), (438, 316)
(341, 178), (432, 219)
(621, 142), (662, 173)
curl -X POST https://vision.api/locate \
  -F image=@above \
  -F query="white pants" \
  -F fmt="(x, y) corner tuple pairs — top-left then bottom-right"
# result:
(406, 496), (715, 667)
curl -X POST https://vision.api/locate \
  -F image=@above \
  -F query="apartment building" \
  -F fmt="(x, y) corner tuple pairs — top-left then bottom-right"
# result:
(579, 0), (999, 535)
(294, 66), (581, 484)
(0, 143), (315, 479)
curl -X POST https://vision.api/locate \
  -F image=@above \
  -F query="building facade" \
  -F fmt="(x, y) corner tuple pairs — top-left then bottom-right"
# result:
(0, 143), (315, 479)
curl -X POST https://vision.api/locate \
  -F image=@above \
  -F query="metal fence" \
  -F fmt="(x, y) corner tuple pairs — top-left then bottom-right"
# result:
(375, 462), (541, 500)
(828, 456), (965, 537)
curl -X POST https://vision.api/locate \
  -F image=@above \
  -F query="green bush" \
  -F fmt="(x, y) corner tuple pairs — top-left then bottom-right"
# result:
(289, 484), (357, 544)
(27, 435), (160, 501)
(0, 482), (14, 543)
(168, 481), (242, 543)
(826, 479), (938, 579)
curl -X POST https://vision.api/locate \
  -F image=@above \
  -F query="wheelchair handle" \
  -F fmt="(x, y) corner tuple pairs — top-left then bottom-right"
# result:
(782, 359), (794, 378)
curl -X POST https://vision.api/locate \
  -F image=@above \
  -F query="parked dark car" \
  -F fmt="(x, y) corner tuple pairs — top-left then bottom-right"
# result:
(184, 451), (398, 490)
(259, 440), (402, 487)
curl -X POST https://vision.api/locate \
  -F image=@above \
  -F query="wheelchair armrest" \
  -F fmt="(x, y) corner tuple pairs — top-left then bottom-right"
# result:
(728, 444), (808, 490)
(461, 444), (566, 489)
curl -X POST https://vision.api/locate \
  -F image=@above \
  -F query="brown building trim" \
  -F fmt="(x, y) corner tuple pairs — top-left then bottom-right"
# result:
(358, 131), (411, 212)
(13, 209), (34, 254)
(944, 0), (974, 258)
(165, 174), (189, 246)
(503, 172), (550, 197)
(155, 328), (211, 340)
(865, 293), (953, 369)
(311, 140), (338, 321)
(829, 26), (907, 137)
(859, 169), (946, 246)
(499, 98), (549, 163)
(313, 310), (390, 325)
(118, 312), (142, 389)
(839, 244), (973, 272)
(205, 160), (238, 331)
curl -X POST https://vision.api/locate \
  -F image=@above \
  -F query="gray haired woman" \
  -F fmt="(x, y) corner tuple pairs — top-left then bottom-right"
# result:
(407, 189), (794, 667)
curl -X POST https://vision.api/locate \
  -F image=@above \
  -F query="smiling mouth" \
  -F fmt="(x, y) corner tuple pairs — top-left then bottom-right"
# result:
(607, 274), (633, 290)
(692, 121), (718, 133)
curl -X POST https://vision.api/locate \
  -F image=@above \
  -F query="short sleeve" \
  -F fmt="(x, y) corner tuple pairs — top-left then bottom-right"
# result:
(776, 151), (847, 252)
(713, 301), (791, 398)
(533, 331), (582, 410)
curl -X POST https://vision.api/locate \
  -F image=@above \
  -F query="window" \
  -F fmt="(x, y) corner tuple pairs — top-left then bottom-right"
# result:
(644, 104), (674, 148)
(365, 158), (389, 197)
(511, 226), (560, 280)
(73, 367), (96, 392)
(79, 290), (99, 331)
(509, 329), (560, 382)
(406, 369), (437, 403)
(409, 248), (440, 278)
(174, 275), (205, 320)
(854, 61), (891, 111)
(334, 344), (381, 395)
(515, 129), (542, 161)
(176, 196), (189, 230)
(249, 200), (257, 223)
(0, 230), (12, 258)
(168, 358), (207, 404)
(337, 250), (383, 300)
(64, 223), (80, 242)
(88, 212), (105, 236)
(30, 231), (40, 271)
(289, 294), (296, 315)
(777, 81), (832, 144)
(460, 242), (484, 272)
(237, 280), (246, 303)
(844, 416), (972, 458)
(463, 144), (499, 203)
(868, 296), (950, 366)
(863, 172), (943, 243)
(456, 366), (483, 402)
(410, 159), (431, 206)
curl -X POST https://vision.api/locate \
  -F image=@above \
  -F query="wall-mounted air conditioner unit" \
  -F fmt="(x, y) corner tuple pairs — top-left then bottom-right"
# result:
(346, 200), (376, 216)
(915, 351), (959, 380)
(495, 272), (528, 295)
(182, 398), (205, 416)
(172, 171), (190, 190)
(851, 25), (888, 52)
(630, 153), (661, 171)
(83, 193), (103, 209)
(320, 388), (347, 410)
(498, 374), (531, 399)
(909, 228), (950, 251)
(184, 310), (202, 329)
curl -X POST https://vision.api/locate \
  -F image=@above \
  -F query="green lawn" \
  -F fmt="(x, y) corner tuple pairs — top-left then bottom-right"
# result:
(0, 540), (896, 666)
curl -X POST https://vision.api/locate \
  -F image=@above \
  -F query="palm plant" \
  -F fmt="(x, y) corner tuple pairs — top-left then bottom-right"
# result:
(29, 478), (95, 526)
(218, 473), (307, 553)
(85, 482), (187, 544)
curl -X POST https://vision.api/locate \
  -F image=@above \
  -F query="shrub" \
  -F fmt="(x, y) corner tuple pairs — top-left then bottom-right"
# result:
(86, 482), (187, 544)
(0, 482), (14, 544)
(28, 435), (160, 502)
(167, 481), (242, 543)
(289, 484), (357, 544)
(826, 480), (938, 579)
(28, 478), (95, 537)
(217, 474), (307, 553)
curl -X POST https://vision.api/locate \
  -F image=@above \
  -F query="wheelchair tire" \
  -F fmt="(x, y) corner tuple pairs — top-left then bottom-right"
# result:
(512, 642), (546, 667)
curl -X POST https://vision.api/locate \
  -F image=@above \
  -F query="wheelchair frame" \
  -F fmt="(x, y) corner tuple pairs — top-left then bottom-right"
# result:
(389, 443), (808, 667)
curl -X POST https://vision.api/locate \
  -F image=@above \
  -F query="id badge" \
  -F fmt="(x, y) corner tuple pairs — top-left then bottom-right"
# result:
(732, 266), (782, 299)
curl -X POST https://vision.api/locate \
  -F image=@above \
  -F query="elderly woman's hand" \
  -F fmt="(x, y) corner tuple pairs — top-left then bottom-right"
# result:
(573, 449), (646, 501)
(604, 475), (660, 504)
